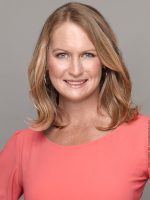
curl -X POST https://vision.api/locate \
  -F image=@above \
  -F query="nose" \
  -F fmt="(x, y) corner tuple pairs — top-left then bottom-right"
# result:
(68, 56), (84, 76)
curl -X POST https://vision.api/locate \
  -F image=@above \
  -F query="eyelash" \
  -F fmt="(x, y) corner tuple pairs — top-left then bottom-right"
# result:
(55, 52), (95, 59)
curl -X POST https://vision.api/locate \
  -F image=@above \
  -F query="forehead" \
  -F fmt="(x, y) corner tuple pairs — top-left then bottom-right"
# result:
(50, 22), (95, 50)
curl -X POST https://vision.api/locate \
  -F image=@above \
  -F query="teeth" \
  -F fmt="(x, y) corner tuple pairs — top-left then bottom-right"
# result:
(66, 80), (86, 84)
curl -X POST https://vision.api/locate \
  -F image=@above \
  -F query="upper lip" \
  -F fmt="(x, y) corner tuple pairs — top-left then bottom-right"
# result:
(64, 79), (88, 82)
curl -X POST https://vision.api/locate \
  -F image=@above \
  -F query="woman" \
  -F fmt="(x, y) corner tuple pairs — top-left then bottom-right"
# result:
(0, 2), (150, 200)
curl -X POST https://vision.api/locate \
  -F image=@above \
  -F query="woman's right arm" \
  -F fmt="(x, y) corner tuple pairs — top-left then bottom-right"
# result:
(0, 131), (24, 199)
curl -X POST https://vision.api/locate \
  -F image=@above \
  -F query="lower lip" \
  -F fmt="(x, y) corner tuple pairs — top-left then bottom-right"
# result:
(64, 80), (88, 88)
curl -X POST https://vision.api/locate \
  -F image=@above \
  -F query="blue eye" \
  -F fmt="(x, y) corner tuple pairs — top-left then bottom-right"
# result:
(55, 53), (68, 59)
(83, 53), (95, 58)
(55, 52), (95, 59)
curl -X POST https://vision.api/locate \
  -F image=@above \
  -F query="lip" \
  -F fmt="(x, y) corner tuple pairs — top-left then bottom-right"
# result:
(64, 79), (88, 82)
(63, 79), (88, 88)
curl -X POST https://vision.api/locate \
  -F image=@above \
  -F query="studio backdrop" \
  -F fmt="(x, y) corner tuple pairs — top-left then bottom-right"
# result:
(0, 1), (150, 199)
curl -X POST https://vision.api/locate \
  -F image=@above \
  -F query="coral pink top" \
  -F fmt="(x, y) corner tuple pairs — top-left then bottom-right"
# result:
(0, 114), (150, 200)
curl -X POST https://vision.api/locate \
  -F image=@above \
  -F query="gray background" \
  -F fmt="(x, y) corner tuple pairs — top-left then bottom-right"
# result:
(0, 0), (149, 199)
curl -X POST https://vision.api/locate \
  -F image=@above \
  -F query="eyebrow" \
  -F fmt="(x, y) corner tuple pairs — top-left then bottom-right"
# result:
(52, 48), (96, 53)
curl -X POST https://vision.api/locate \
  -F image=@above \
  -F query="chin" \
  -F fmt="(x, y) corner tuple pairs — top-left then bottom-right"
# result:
(60, 93), (93, 102)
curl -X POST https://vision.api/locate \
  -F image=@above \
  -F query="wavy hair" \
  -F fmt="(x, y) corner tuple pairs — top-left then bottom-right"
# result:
(28, 1), (139, 131)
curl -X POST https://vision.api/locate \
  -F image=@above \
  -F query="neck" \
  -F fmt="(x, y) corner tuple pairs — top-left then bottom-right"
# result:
(58, 94), (105, 128)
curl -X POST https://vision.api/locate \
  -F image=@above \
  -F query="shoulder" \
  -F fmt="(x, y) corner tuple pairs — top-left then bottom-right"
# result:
(120, 113), (150, 143)
(13, 128), (40, 137)
(11, 128), (43, 143)
(136, 113), (150, 122)
(118, 113), (150, 139)
(4, 128), (43, 151)
(0, 128), (41, 166)
(124, 113), (150, 129)
(1, 128), (45, 162)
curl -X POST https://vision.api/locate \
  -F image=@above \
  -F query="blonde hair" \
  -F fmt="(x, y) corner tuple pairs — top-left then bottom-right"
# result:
(28, 2), (139, 131)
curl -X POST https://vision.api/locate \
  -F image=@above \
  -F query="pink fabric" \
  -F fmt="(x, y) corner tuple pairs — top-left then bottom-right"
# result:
(0, 114), (150, 200)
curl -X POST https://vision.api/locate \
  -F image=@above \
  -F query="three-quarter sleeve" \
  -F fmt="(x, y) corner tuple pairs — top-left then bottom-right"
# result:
(0, 131), (23, 200)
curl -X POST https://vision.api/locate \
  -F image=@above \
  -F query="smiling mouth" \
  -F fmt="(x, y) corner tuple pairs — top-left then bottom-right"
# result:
(63, 79), (88, 87)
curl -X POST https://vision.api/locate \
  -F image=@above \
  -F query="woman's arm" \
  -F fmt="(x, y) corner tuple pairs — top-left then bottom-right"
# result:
(0, 131), (24, 199)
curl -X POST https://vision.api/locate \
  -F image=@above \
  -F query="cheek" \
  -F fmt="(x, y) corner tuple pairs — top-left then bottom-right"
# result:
(47, 58), (65, 78)
(89, 58), (102, 77)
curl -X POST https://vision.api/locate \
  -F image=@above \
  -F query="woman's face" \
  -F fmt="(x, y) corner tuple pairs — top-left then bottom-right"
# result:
(47, 22), (102, 103)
